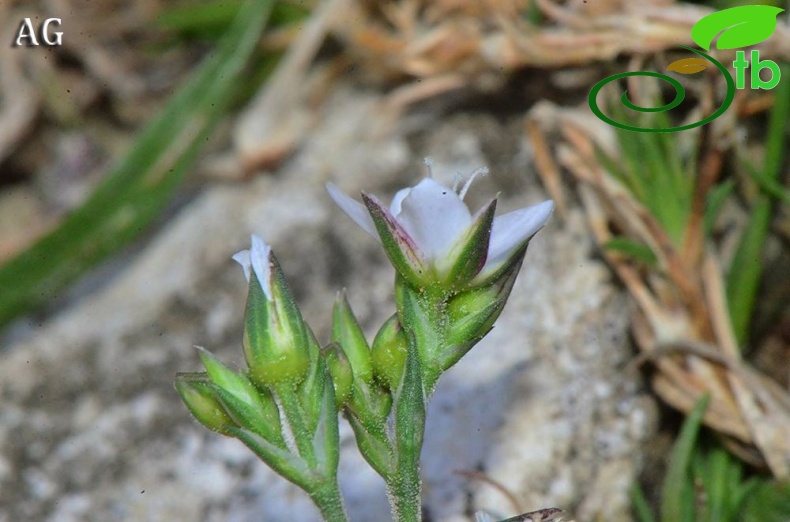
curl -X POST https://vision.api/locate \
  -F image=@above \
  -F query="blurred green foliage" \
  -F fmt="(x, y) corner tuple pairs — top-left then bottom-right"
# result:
(0, 0), (276, 329)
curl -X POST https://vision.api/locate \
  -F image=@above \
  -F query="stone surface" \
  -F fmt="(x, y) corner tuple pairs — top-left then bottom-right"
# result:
(0, 85), (656, 521)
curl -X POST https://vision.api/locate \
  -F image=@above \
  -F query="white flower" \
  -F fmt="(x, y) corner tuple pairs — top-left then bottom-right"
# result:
(327, 167), (554, 284)
(232, 235), (273, 300)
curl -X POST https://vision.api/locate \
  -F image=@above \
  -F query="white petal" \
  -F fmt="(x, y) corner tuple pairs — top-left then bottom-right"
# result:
(231, 249), (251, 281)
(326, 183), (378, 239)
(485, 200), (554, 268)
(232, 235), (273, 300)
(396, 178), (472, 260)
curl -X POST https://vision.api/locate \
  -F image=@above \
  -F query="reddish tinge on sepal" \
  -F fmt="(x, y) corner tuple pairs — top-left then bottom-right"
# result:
(361, 192), (430, 286)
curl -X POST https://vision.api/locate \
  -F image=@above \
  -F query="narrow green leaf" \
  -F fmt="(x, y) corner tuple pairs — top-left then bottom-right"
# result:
(631, 482), (657, 522)
(157, 0), (245, 36)
(603, 237), (658, 266)
(726, 63), (789, 345)
(0, 0), (274, 329)
(748, 170), (790, 205)
(742, 481), (790, 522)
(661, 395), (710, 522)
(726, 205), (770, 346)
(704, 180), (735, 236)
(158, 1), (308, 39)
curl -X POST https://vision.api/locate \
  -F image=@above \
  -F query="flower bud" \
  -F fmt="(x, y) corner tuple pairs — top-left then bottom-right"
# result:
(234, 235), (311, 387)
(197, 347), (283, 444)
(323, 342), (353, 408)
(174, 372), (234, 435)
(332, 292), (373, 383)
(446, 259), (520, 347)
(371, 314), (408, 390)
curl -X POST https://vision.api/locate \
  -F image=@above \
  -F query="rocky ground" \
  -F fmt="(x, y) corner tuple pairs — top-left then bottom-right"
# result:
(0, 84), (658, 521)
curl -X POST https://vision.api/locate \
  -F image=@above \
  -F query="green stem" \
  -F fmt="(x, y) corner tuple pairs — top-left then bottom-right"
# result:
(310, 478), (349, 522)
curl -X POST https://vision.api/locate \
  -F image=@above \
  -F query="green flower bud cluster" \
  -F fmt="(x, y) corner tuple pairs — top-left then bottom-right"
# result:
(328, 293), (395, 478)
(176, 237), (345, 517)
(176, 167), (553, 522)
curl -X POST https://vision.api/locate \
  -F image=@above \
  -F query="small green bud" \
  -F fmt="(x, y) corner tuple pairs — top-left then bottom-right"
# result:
(371, 314), (408, 390)
(323, 342), (353, 408)
(332, 292), (373, 383)
(234, 236), (311, 387)
(446, 260), (520, 346)
(175, 372), (234, 435)
(197, 347), (284, 444)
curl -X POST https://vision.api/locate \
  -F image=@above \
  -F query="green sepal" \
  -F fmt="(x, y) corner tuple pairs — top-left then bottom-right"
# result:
(470, 240), (528, 288)
(394, 276), (443, 387)
(446, 255), (521, 346)
(346, 413), (394, 478)
(228, 424), (314, 490)
(197, 347), (284, 445)
(242, 254), (311, 387)
(392, 339), (425, 491)
(438, 198), (496, 287)
(323, 342), (353, 408)
(174, 372), (235, 435)
(362, 192), (430, 287)
(310, 356), (341, 478)
(347, 379), (393, 429)
(296, 329), (327, 435)
(332, 291), (373, 383)
(371, 314), (408, 390)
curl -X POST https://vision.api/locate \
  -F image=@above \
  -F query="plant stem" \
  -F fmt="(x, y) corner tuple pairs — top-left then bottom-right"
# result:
(388, 466), (422, 522)
(310, 478), (349, 522)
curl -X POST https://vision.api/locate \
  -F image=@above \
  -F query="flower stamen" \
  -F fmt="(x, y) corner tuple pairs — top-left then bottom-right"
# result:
(458, 166), (489, 201)
(423, 157), (434, 178)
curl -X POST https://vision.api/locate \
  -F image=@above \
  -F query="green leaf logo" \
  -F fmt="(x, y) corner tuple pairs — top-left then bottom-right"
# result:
(692, 5), (784, 51)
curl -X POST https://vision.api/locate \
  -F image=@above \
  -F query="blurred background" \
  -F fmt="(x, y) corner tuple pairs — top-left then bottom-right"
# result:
(0, 1), (788, 521)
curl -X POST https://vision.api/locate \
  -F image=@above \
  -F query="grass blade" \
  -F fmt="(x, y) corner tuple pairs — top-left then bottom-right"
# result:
(661, 394), (710, 522)
(726, 62), (789, 345)
(0, 0), (274, 329)
(631, 482), (657, 522)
